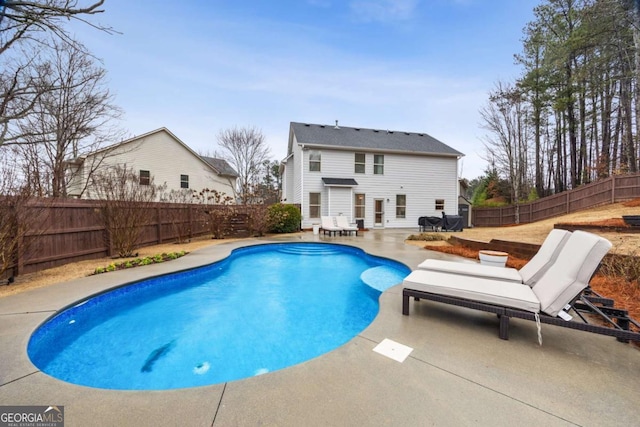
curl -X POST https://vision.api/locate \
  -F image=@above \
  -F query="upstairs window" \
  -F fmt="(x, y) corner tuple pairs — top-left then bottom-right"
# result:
(180, 174), (189, 189)
(373, 154), (384, 175)
(139, 170), (150, 186)
(354, 153), (365, 174)
(396, 194), (406, 218)
(309, 151), (321, 172)
(435, 199), (445, 210)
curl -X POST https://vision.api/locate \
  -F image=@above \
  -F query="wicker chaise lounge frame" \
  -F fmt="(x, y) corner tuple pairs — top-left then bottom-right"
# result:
(402, 287), (640, 343)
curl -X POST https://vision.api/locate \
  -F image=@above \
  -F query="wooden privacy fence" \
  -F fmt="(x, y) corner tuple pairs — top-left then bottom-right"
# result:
(6, 198), (251, 277)
(472, 174), (640, 227)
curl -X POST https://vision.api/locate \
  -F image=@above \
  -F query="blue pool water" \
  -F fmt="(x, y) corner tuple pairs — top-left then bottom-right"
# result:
(28, 243), (409, 390)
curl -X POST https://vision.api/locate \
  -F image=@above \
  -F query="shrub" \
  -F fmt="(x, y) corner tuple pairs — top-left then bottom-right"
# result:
(267, 203), (301, 233)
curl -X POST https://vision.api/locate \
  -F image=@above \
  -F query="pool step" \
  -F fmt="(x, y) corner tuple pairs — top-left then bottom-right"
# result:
(276, 245), (342, 256)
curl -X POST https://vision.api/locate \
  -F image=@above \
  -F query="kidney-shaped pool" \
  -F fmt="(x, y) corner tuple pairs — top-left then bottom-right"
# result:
(27, 243), (410, 390)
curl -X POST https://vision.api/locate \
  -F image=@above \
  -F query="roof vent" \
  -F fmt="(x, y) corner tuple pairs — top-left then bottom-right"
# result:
(373, 129), (379, 133)
(405, 132), (410, 135)
(334, 120), (340, 129)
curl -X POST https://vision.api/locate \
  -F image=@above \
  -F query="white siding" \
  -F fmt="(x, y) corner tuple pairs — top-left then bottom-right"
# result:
(76, 129), (236, 200)
(295, 146), (458, 229)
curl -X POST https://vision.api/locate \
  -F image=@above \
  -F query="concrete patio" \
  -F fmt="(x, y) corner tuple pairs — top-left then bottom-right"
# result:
(0, 229), (638, 426)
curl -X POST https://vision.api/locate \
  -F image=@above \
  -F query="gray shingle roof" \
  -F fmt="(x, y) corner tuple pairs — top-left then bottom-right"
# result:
(291, 122), (463, 156)
(202, 157), (239, 177)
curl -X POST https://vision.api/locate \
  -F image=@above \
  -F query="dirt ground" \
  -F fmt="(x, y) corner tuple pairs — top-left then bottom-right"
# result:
(1, 202), (638, 298)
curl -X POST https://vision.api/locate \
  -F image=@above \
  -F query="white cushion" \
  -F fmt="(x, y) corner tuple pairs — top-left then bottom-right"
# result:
(403, 270), (540, 313)
(532, 231), (611, 316)
(519, 229), (571, 286)
(417, 259), (523, 283)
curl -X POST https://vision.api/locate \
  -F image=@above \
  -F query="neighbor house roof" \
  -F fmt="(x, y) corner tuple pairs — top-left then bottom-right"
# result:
(202, 156), (238, 177)
(289, 122), (463, 157)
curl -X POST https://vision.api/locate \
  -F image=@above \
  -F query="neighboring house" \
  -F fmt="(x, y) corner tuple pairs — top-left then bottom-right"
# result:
(65, 128), (238, 200)
(281, 121), (464, 229)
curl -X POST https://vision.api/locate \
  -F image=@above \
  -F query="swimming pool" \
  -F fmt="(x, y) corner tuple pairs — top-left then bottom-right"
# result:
(28, 243), (410, 390)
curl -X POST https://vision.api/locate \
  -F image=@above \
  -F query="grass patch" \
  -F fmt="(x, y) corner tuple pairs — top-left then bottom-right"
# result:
(406, 233), (448, 242)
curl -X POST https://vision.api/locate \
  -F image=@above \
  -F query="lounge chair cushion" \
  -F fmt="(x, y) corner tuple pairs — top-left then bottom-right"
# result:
(402, 270), (540, 313)
(417, 259), (523, 283)
(321, 216), (342, 232)
(518, 229), (571, 286)
(532, 231), (612, 317)
(335, 216), (358, 231)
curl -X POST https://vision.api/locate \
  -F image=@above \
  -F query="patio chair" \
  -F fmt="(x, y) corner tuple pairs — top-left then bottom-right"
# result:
(402, 231), (640, 343)
(321, 216), (343, 236)
(335, 216), (358, 236)
(417, 229), (571, 286)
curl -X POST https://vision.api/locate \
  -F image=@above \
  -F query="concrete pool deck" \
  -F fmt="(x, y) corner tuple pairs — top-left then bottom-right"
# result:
(0, 229), (638, 426)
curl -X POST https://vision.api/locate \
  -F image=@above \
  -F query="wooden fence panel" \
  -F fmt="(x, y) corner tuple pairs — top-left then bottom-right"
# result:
(5, 199), (261, 277)
(472, 173), (640, 227)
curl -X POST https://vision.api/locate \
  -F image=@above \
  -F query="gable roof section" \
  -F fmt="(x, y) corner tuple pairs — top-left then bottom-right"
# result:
(290, 122), (463, 157)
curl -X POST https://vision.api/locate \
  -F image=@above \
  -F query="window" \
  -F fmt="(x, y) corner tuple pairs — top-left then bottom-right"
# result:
(139, 170), (150, 186)
(354, 153), (365, 174)
(180, 174), (189, 189)
(309, 151), (321, 172)
(374, 154), (384, 175)
(435, 199), (445, 210)
(309, 193), (321, 218)
(396, 195), (406, 218)
(354, 193), (366, 219)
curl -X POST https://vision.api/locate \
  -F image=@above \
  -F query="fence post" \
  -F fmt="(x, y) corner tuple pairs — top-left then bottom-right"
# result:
(566, 192), (570, 214)
(188, 204), (193, 240)
(611, 176), (616, 203)
(156, 205), (163, 244)
(14, 203), (23, 276)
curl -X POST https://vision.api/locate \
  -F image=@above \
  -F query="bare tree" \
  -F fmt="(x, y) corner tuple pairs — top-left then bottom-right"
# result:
(1, 1), (116, 147)
(217, 126), (271, 203)
(13, 40), (122, 197)
(0, 0), (112, 56)
(480, 82), (531, 223)
(91, 165), (160, 258)
(0, 150), (49, 281)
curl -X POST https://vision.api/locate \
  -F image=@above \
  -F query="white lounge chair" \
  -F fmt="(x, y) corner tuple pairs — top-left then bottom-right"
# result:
(320, 216), (343, 236)
(335, 216), (358, 236)
(417, 229), (571, 286)
(402, 231), (629, 342)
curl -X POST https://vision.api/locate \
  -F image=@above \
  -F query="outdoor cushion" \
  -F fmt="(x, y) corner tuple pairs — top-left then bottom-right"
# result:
(417, 259), (523, 283)
(517, 229), (571, 286)
(417, 229), (571, 286)
(402, 270), (540, 313)
(532, 230), (612, 316)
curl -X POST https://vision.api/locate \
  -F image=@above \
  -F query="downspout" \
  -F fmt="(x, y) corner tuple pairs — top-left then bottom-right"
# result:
(300, 145), (304, 229)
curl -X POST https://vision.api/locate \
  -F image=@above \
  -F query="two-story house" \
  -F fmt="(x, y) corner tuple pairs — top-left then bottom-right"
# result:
(65, 128), (238, 200)
(281, 121), (463, 229)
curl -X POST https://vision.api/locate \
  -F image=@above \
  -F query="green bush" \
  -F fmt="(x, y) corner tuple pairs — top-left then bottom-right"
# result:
(267, 203), (302, 233)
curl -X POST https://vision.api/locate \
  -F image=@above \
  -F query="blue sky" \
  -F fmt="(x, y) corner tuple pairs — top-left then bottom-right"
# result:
(73, 0), (539, 179)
